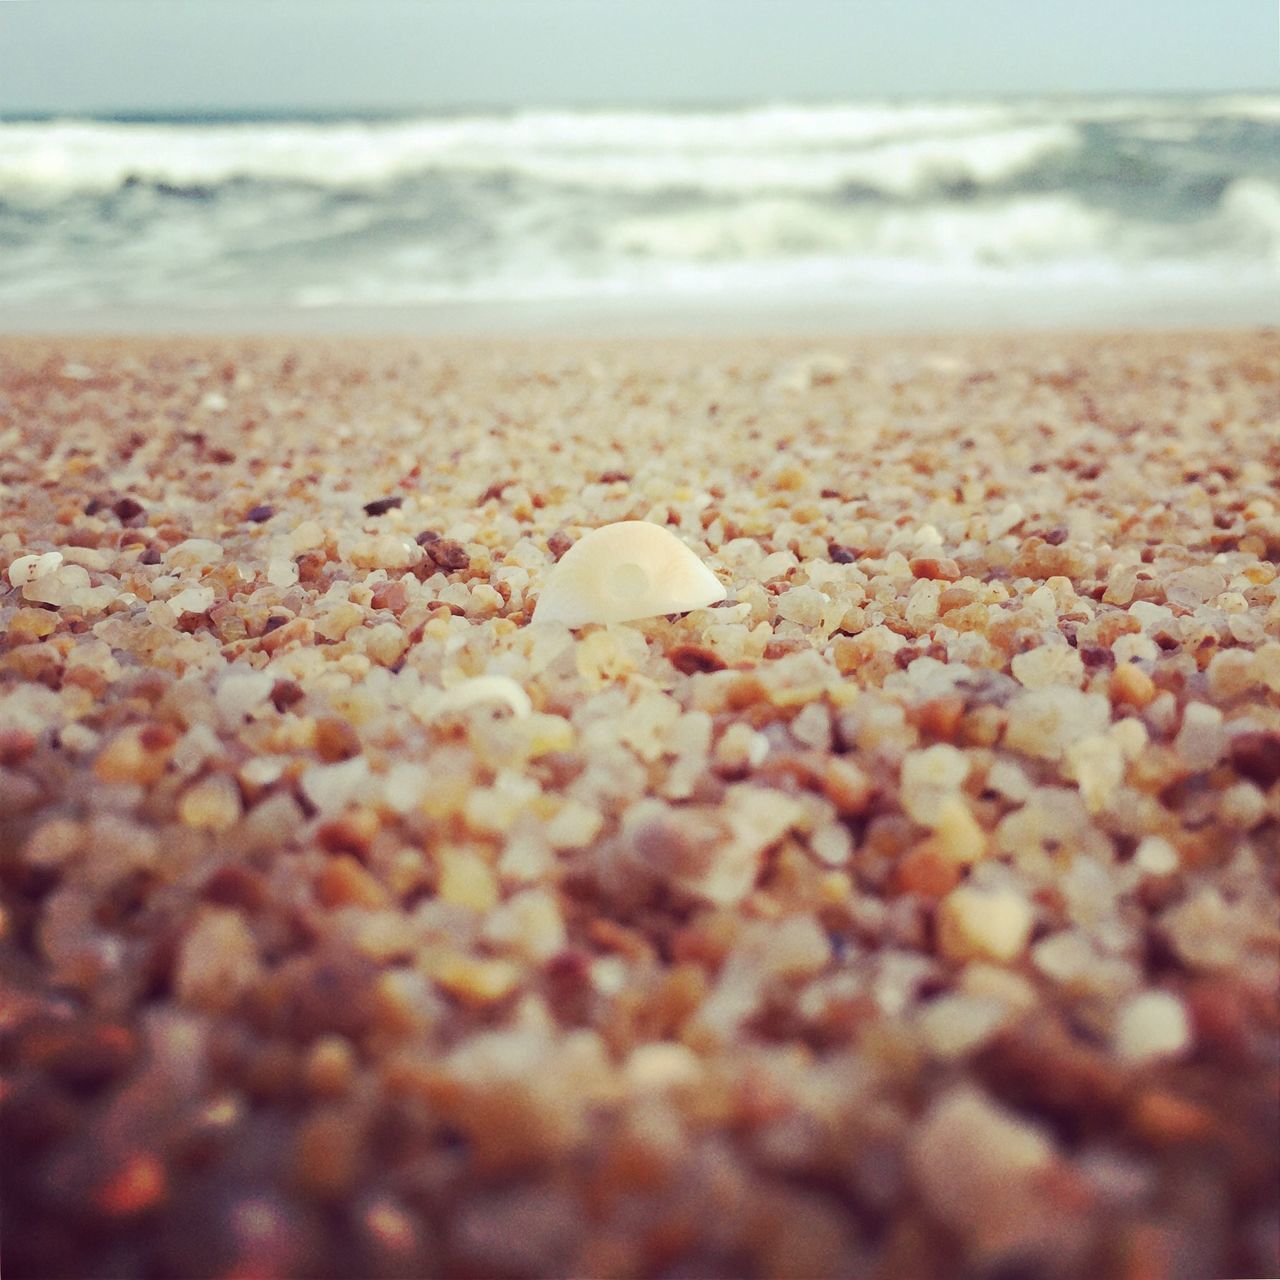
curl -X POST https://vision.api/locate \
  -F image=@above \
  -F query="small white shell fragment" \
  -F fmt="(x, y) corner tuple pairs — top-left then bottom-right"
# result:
(8, 551), (63, 587)
(432, 675), (532, 719)
(531, 520), (725, 628)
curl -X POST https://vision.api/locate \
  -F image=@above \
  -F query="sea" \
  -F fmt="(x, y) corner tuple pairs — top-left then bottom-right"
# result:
(1, 95), (1277, 326)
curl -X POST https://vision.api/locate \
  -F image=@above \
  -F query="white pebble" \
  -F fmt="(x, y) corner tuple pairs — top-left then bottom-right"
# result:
(1113, 990), (1192, 1064)
(169, 585), (215, 616)
(8, 551), (62, 587)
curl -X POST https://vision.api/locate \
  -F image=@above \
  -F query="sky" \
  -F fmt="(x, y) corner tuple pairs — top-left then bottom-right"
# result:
(0, 0), (1276, 115)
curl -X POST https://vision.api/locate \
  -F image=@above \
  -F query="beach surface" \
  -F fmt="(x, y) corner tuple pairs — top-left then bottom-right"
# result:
(2, 330), (1278, 1279)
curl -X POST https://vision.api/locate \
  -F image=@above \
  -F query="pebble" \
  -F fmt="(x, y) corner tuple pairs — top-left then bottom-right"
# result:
(938, 885), (1035, 963)
(1174, 702), (1226, 771)
(909, 1086), (1060, 1258)
(1113, 990), (1193, 1064)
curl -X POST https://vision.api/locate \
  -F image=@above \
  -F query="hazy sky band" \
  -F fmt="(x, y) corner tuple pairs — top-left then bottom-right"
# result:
(0, 0), (1276, 115)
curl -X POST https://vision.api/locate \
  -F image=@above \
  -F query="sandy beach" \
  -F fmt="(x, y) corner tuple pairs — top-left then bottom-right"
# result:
(2, 329), (1278, 1279)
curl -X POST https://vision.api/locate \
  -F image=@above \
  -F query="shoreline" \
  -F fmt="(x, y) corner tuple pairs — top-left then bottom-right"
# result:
(1, 277), (1277, 339)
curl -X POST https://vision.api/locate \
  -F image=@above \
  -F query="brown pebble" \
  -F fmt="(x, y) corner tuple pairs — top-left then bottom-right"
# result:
(890, 842), (961, 898)
(547, 530), (574, 560)
(259, 617), (314, 653)
(669, 644), (727, 674)
(909, 556), (961, 581)
(823, 757), (874, 816)
(112, 496), (145, 521)
(425, 538), (469, 571)
(976, 1015), (1127, 1134)
(828, 543), (858, 564)
(0, 728), (38, 766)
(140, 723), (179, 751)
(317, 855), (388, 909)
(203, 863), (269, 912)
(246, 503), (275, 522)
(314, 717), (361, 762)
(1229, 731), (1280, 788)
(910, 696), (966, 742)
(1129, 1090), (1215, 1146)
(316, 809), (379, 858)
(363, 496), (403, 516)
(292, 1106), (365, 1199)
(270, 678), (305, 711)
(94, 1152), (167, 1216)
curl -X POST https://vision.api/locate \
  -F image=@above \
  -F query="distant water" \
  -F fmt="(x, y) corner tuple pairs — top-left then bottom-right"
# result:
(1, 96), (1278, 317)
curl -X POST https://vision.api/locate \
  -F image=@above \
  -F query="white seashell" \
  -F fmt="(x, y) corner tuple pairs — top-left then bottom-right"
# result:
(432, 675), (532, 719)
(532, 521), (725, 628)
(7, 551), (63, 587)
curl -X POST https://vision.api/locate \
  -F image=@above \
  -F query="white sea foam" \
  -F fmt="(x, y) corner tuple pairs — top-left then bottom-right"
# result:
(0, 112), (1079, 198)
(0, 96), (1277, 315)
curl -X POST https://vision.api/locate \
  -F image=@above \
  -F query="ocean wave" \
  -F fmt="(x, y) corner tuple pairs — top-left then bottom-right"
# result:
(1219, 178), (1280, 265)
(606, 194), (1121, 266)
(0, 117), (1077, 201)
(2, 95), (1274, 201)
(1, 97), (1276, 310)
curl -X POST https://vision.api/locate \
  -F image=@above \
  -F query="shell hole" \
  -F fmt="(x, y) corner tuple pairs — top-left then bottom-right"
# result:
(608, 561), (650, 600)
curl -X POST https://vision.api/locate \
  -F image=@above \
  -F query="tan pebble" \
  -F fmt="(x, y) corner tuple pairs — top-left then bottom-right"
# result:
(317, 855), (388, 909)
(9, 608), (58, 642)
(938, 885), (1034, 963)
(429, 953), (521, 1004)
(314, 601), (363, 642)
(363, 621), (409, 666)
(305, 1035), (357, 1096)
(23, 817), (85, 868)
(482, 888), (567, 962)
(916, 993), (1008, 1059)
(94, 723), (176, 785)
(177, 773), (242, 833)
(1217, 781), (1267, 830)
(174, 908), (260, 1011)
(624, 1042), (703, 1092)
(908, 1086), (1059, 1257)
(932, 794), (987, 864)
(574, 627), (641, 686)
(1011, 645), (1085, 690)
(288, 519), (325, 553)
(1110, 663), (1155, 708)
(822, 757), (873, 816)
(911, 695), (966, 743)
(436, 847), (500, 913)
(259, 616), (314, 653)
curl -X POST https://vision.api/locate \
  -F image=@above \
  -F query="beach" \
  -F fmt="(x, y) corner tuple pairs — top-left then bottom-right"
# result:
(2, 328), (1278, 1279)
